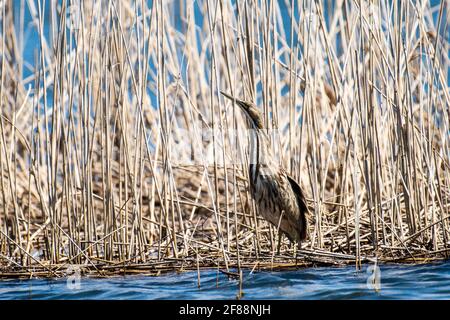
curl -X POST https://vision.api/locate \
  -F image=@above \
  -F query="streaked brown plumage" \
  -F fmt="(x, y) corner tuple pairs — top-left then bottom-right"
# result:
(221, 91), (309, 243)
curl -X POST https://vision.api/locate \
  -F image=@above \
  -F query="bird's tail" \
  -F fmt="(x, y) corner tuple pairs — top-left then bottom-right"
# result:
(298, 196), (309, 242)
(286, 175), (309, 241)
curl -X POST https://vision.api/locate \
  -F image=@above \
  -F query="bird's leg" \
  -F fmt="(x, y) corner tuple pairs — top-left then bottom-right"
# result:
(294, 242), (298, 265)
(290, 240), (298, 264)
(277, 233), (282, 255)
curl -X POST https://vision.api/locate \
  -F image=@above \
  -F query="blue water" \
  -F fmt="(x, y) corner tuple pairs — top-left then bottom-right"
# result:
(1, 261), (449, 299)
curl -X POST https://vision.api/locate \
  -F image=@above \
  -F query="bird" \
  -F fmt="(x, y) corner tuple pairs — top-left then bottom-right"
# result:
(221, 91), (310, 245)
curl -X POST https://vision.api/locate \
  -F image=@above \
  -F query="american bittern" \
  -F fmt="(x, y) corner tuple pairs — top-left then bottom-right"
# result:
(221, 91), (309, 244)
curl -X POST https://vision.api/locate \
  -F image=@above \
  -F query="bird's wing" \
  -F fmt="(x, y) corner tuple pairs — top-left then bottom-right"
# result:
(286, 174), (309, 241)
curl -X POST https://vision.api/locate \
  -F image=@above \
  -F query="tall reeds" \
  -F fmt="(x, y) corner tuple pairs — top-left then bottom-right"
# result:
(0, 0), (449, 277)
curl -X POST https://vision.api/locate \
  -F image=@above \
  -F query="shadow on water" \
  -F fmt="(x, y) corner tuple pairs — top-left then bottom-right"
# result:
(1, 261), (449, 300)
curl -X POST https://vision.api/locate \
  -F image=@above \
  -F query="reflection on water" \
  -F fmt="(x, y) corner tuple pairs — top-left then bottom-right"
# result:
(1, 261), (449, 299)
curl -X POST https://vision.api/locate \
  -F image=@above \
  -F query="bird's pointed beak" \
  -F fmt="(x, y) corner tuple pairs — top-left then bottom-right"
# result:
(220, 91), (236, 102)
(220, 90), (262, 129)
(220, 91), (246, 109)
(220, 90), (251, 118)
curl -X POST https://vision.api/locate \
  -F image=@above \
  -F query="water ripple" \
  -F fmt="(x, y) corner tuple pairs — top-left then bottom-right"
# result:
(1, 261), (449, 299)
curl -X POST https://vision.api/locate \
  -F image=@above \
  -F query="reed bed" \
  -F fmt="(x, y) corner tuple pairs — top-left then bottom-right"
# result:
(0, 0), (449, 279)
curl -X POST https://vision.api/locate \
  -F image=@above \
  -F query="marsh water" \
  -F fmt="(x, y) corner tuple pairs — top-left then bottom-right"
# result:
(1, 261), (449, 299)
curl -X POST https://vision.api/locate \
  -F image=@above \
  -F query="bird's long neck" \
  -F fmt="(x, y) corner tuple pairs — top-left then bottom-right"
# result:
(249, 129), (259, 166)
(249, 128), (274, 169)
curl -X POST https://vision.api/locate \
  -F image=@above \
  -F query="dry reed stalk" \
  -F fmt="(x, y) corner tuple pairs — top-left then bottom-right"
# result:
(0, 0), (449, 278)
